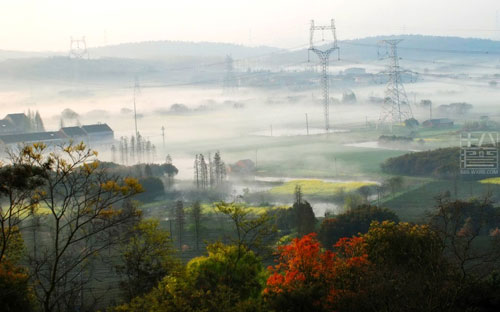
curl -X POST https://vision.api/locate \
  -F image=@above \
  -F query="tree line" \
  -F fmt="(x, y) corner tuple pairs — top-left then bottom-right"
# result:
(381, 147), (460, 178)
(194, 151), (227, 189)
(114, 133), (156, 165)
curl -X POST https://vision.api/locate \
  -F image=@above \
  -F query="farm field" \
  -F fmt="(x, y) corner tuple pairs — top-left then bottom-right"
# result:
(269, 179), (376, 196)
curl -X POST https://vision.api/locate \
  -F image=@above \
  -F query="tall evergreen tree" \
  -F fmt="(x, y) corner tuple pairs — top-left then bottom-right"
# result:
(111, 145), (117, 163)
(119, 138), (125, 164)
(35, 110), (45, 132)
(208, 152), (214, 188)
(130, 136), (136, 163)
(136, 133), (143, 163)
(213, 151), (222, 184)
(199, 154), (208, 189)
(123, 137), (129, 165)
(292, 186), (316, 237)
(145, 140), (152, 163)
(175, 200), (185, 250)
(194, 154), (200, 188)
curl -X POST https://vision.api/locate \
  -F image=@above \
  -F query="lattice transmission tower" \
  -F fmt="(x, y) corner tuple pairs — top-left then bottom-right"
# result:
(308, 19), (340, 133)
(378, 39), (413, 125)
(223, 55), (238, 94)
(69, 36), (89, 59)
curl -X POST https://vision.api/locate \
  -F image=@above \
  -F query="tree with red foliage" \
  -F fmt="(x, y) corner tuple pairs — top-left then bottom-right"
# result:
(264, 222), (461, 312)
(0, 260), (34, 312)
(264, 233), (369, 312)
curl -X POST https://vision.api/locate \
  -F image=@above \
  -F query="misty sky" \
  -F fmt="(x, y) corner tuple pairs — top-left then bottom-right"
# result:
(1, 0), (499, 51)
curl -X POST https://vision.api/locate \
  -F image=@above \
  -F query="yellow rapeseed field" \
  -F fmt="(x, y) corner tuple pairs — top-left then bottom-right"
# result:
(269, 179), (377, 196)
(479, 177), (500, 185)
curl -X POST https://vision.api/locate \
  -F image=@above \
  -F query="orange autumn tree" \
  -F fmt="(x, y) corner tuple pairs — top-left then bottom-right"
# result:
(264, 233), (369, 312)
(0, 260), (34, 312)
(265, 222), (461, 312)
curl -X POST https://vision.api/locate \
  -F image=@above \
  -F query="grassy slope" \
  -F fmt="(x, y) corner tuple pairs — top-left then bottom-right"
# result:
(382, 179), (500, 222)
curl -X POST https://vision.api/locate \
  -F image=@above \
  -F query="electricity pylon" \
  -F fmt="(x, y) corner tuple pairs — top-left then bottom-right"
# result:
(378, 39), (413, 126)
(69, 36), (89, 59)
(308, 19), (340, 134)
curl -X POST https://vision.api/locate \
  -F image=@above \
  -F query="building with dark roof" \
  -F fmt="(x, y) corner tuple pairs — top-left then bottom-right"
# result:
(0, 117), (115, 147)
(4, 113), (31, 133)
(81, 123), (114, 144)
(0, 119), (16, 134)
(0, 131), (67, 146)
(59, 126), (88, 143)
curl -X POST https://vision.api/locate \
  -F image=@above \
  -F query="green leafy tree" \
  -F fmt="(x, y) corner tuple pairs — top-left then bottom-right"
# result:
(215, 202), (276, 258)
(113, 243), (265, 312)
(265, 221), (461, 312)
(343, 193), (364, 212)
(319, 204), (399, 248)
(429, 197), (500, 281)
(359, 221), (459, 312)
(175, 201), (185, 250)
(357, 185), (373, 202)
(0, 159), (46, 263)
(117, 219), (178, 301)
(293, 202), (316, 237)
(136, 177), (165, 203)
(186, 243), (265, 309)
(17, 142), (143, 312)
(385, 176), (403, 198)
(191, 201), (202, 251)
(291, 185), (316, 237)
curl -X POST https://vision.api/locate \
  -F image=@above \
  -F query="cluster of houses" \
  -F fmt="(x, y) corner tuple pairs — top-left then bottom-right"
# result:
(0, 113), (114, 147)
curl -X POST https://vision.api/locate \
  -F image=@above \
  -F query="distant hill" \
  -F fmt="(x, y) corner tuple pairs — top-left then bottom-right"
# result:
(88, 41), (281, 60)
(0, 50), (60, 61)
(342, 35), (500, 59)
(263, 35), (500, 65)
(1, 35), (499, 83)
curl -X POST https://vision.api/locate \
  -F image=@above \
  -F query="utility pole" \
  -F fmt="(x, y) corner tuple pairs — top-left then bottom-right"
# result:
(133, 76), (141, 138)
(308, 19), (340, 134)
(305, 113), (309, 135)
(430, 101), (433, 120)
(255, 149), (258, 169)
(161, 126), (165, 148)
(223, 55), (238, 94)
(378, 39), (413, 126)
(270, 124), (273, 137)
